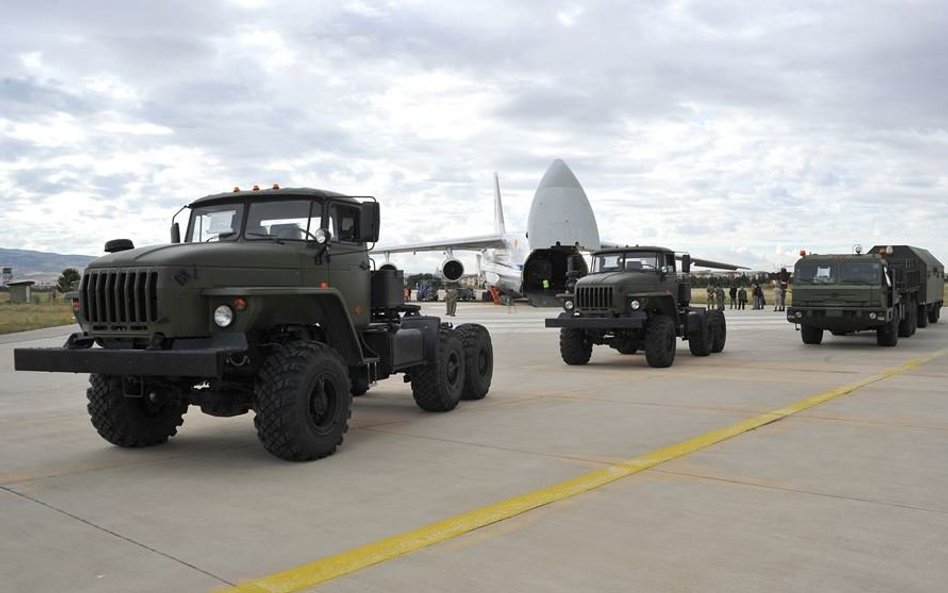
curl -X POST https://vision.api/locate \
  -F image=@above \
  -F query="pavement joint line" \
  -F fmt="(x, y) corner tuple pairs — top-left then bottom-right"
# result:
(0, 485), (234, 587)
(651, 468), (948, 516)
(217, 347), (948, 593)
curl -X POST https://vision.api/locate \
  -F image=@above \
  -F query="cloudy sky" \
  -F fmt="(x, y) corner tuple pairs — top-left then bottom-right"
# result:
(2, 0), (946, 272)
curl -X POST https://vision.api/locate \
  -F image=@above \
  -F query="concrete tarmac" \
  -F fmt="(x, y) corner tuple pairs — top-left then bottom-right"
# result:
(1, 304), (946, 592)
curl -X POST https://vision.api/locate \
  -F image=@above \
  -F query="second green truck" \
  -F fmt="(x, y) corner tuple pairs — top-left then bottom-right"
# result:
(787, 245), (944, 346)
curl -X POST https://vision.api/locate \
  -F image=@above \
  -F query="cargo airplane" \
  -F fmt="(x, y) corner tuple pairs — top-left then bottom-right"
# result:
(376, 159), (743, 305)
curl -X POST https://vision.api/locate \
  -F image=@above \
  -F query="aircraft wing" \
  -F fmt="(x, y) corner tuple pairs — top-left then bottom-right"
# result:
(682, 256), (749, 271)
(374, 234), (507, 255)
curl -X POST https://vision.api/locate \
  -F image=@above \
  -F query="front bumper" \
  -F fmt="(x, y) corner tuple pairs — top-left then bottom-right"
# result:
(14, 333), (248, 378)
(545, 311), (648, 329)
(786, 306), (892, 329)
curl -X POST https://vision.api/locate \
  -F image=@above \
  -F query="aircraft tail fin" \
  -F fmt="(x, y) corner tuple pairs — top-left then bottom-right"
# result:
(493, 172), (506, 236)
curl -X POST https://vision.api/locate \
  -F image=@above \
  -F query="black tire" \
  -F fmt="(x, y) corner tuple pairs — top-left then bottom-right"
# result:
(455, 323), (493, 400)
(87, 374), (188, 447)
(254, 341), (352, 461)
(688, 313), (712, 357)
(877, 312), (899, 347)
(800, 324), (823, 345)
(898, 302), (915, 337)
(411, 331), (465, 411)
(830, 331), (849, 336)
(709, 310), (727, 353)
(930, 306), (941, 324)
(559, 328), (592, 365)
(615, 342), (637, 355)
(351, 378), (369, 397)
(645, 315), (676, 368)
(916, 305), (928, 328)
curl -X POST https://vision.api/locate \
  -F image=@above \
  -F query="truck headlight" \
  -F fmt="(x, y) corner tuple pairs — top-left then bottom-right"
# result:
(214, 305), (235, 327)
(869, 312), (877, 320)
(564, 299), (574, 311)
(794, 311), (803, 319)
(630, 299), (641, 310)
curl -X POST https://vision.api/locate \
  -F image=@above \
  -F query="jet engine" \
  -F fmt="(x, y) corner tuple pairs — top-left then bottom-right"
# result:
(439, 258), (464, 282)
(378, 262), (399, 272)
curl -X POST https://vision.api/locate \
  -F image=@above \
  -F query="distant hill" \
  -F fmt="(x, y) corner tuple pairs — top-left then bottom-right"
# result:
(0, 247), (96, 285)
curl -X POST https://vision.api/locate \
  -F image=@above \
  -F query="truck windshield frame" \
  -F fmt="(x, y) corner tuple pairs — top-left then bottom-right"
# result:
(245, 199), (322, 242)
(796, 261), (882, 285)
(593, 251), (660, 273)
(838, 261), (882, 285)
(185, 203), (245, 243)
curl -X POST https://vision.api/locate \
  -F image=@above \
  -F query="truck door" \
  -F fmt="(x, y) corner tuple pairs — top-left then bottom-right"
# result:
(324, 201), (371, 327)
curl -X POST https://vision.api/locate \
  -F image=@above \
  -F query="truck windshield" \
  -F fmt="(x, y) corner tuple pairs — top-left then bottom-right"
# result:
(593, 252), (659, 273)
(838, 261), (881, 284)
(246, 200), (320, 241)
(795, 262), (836, 284)
(186, 204), (244, 242)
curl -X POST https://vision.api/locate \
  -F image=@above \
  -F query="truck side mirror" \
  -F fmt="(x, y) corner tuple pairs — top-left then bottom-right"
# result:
(170, 222), (181, 244)
(681, 254), (691, 274)
(360, 202), (380, 243)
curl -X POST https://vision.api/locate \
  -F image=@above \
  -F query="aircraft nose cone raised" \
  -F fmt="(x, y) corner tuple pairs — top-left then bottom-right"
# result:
(537, 159), (582, 189)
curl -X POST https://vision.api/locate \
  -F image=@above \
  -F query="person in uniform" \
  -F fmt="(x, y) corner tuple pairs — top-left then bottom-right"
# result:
(707, 285), (715, 309)
(729, 285), (737, 309)
(445, 285), (458, 317)
(715, 285), (726, 311)
(738, 286), (747, 310)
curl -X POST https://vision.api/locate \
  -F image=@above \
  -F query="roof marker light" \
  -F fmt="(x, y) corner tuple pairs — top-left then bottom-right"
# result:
(233, 186), (240, 192)
(272, 183), (280, 190)
(252, 184), (260, 191)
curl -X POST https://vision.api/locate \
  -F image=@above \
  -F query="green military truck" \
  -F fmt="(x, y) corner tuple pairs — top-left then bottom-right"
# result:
(14, 186), (493, 461)
(786, 245), (944, 346)
(545, 246), (732, 368)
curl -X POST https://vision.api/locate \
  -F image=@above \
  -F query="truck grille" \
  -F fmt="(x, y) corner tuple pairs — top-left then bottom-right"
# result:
(81, 270), (159, 324)
(577, 286), (613, 310)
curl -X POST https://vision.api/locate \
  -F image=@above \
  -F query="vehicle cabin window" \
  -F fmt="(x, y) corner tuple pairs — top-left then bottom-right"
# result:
(623, 252), (659, 271)
(595, 254), (623, 272)
(187, 204), (244, 242)
(328, 204), (361, 243)
(838, 261), (881, 284)
(796, 263), (836, 284)
(665, 253), (676, 271)
(245, 200), (319, 241)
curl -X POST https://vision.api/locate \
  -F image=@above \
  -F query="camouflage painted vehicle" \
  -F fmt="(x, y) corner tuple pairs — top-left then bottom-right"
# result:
(545, 247), (728, 368)
(15, 186), (493, 461)
(787, 245), (944, 347)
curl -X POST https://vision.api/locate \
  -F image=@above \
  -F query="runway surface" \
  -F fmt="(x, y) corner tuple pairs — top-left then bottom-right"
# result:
(2, 304), (946, 593)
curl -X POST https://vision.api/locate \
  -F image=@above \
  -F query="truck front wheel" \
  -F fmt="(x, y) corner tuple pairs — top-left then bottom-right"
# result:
(709, 310), (727, 353)
(559, 328), (592, 365)
(411, 331), (465, 411)
(800, 324), (823, 345)
(254, 342), (352, 461)
(455, 324), (493, 400)
(645, 315), (677, 368)
(877, 312), (899, 347)
(87, 374), (188, 448)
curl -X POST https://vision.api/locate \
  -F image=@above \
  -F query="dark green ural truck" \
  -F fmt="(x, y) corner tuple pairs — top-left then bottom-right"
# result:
(787, 245), (944, 347)
(14, 187), (493, 461)
(545, 247), (727, 367)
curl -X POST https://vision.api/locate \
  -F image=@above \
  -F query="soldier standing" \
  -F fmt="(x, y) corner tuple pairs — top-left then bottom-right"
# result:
(738, 286), (747, 310)
(445, 285), (458, 317)
(729, 285), (737, 309)
(707, 285), (715, 309)
(715, 285), (726, 311)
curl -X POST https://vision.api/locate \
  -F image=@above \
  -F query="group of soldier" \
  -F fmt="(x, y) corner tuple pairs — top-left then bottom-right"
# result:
(706, 268), (790, 312)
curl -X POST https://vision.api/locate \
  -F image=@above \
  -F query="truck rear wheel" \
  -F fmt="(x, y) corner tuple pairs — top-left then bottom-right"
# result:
(688, 313), (712, 357)
(455, 323), (493, 400)
(87, 374), (188, 447)
(800, 324), (823, 345)
(877, 312), (899, 347)
(709, 310), (727, 353)
(559, 328), (592, 365)
(645, 315), (676, 368)
(411, 331), (465, 411)
(916, 305), (928, 328)
(254, 341), (352, 461)
(930, 306), (941, 324)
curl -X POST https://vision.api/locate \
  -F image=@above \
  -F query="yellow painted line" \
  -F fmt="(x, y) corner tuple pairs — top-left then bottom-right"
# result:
(220, 348), (947, 593)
